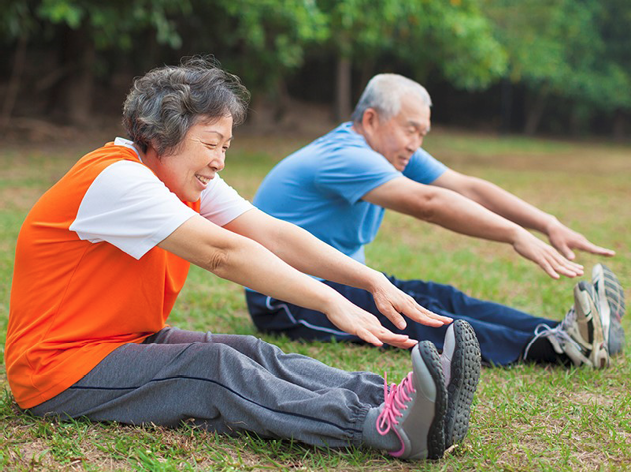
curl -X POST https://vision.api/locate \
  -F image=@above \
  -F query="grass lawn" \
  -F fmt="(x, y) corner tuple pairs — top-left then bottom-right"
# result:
(1, 127), (630, 471)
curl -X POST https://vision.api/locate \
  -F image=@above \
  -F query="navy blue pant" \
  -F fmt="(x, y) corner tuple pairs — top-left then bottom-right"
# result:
(246, 275), (558, 366)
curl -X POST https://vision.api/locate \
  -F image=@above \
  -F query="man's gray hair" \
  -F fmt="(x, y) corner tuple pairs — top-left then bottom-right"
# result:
(351, 74), (432, 123)
(122, 56), (250, 156)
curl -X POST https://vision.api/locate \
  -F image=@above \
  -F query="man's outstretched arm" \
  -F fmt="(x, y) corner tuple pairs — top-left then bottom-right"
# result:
(362, 176), (584, 279)
(431, 170), (615, 260)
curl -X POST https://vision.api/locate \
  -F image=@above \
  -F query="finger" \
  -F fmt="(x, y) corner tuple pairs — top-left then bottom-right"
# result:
(555, 242), (576, 260)
(356, 328), (384, 347)
(414, 311), (452, 327)
(551, 259), (585, 278)
(388, 338), (419, 349)
(400, 300), (452, 326)
(551, 252), (584, 276)
(553, 261), (581, 277)
(538, 257), (560, 279)
(374, 299), (407, 330)
(359, 326), (417, 349)
(548, 258), (579, 278)
(376, 332), (418, 349)
(577, 241), (616, 257)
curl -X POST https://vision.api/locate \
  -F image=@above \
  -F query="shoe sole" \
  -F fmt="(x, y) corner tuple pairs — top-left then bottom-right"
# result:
(444, 321), (481, 448)
(592, 264), (626, 355)
(416, 341), (448, 460)
(575, 281), (609, 368)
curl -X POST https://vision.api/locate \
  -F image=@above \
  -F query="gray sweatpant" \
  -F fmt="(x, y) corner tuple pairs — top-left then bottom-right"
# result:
(30, 328), (385, 448)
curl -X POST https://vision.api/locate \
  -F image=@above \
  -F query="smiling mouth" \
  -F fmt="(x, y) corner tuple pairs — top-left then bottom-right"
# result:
(195, 174), (211, 185)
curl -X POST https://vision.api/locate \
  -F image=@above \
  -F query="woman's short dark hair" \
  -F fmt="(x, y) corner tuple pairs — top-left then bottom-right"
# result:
(122, 56), (250, 156)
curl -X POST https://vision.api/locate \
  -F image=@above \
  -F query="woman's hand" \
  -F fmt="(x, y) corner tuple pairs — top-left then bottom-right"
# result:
(323, 293), (421, 348)
(364, 273), (452, 334)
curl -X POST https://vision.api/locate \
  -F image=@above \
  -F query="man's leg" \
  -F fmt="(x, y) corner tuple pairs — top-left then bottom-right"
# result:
(30, 332), (384, 448)
(246, 276), (558, 366)
(388, 276), (555, 334)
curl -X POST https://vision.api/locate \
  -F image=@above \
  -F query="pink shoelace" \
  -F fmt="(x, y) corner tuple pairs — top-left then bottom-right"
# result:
(376, 372), (415, 436)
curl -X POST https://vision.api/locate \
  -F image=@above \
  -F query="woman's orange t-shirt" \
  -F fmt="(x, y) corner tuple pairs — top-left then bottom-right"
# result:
(6, 144), (200, 408)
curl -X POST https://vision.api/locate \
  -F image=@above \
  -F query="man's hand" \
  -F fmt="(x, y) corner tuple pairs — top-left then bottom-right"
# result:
(512, 229), (585, 279)
(546, 219), (615, 260)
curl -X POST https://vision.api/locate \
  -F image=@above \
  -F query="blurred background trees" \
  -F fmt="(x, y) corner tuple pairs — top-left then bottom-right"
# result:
(1, 0), (629, 139)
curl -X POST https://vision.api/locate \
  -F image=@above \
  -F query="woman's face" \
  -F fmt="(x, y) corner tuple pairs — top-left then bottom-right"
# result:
(148, 116), (233, 202)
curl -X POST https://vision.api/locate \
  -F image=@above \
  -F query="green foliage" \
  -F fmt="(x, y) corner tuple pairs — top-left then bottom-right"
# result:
(405, 0), (508, 89)
(0, 0), (37, 40)
(1, 0), (630, 130)
(318, 0), (507, 90)
(185, 0), (327, 93)
(484, 0), (631, 115)
(0, 0), (191, 49)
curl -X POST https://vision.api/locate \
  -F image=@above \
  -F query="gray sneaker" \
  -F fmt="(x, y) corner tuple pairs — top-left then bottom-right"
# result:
(376, 341), (447, 460)
(440, 320), (481, 449)
(592, 263), (626, 355)
(525, 282), (609, 368)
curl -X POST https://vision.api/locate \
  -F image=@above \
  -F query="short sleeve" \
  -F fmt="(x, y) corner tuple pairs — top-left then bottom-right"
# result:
(69, 160), (197, 259)
(314, 148), (401, 204)
(402, 148), (448, 184)
(199, 175), (253, 226)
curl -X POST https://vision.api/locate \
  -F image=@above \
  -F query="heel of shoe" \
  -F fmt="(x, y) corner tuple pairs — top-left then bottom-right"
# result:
(591, 342), (610, 369)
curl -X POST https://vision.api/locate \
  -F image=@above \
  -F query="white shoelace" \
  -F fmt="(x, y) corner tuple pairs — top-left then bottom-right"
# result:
(523, 308), (582, 360)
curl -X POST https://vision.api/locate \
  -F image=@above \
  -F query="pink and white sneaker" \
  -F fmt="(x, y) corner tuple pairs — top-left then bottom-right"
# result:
(376, 341), (448, 460)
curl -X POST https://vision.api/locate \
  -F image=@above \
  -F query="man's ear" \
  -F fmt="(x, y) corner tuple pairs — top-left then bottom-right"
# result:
(362, 108), (380, 132)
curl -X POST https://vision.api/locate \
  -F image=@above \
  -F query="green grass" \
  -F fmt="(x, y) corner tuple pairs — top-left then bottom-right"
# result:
(1, 129), (630, 471)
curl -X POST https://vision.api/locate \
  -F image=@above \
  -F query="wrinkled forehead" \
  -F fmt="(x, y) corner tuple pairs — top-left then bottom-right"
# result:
(394, 98), (431, 131)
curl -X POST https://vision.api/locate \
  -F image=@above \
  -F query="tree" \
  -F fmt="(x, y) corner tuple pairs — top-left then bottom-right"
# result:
(182, 0), (328, 124)
(316, 0), (507, 121)
(483, 0), (631, 135)
(0, 0), (38, 129)
(1, 0), (192, 125)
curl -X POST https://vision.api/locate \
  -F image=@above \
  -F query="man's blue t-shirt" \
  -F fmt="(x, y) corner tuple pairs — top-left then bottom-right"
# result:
(254, 122), (448, 263)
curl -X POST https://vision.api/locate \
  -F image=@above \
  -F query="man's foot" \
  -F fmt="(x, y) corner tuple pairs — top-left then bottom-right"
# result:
(592, 263), (626, 355)
(525, 282), (609, 368)
(440, 320), (481, 449)
(376, 341), (447, 460)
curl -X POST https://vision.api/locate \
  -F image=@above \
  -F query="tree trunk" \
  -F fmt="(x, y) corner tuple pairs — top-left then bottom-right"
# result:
(500, 78), (512, 135)
(335, 55), (352, 122)
(358, 60), (375, 101)
(613, 109), (626, 142)
(273, 78), (291, 123)
(1, 33), (28, 130)
(568, 103), (591, 137)
(49, 25), (96, 126)
(523, 84), (549, 136)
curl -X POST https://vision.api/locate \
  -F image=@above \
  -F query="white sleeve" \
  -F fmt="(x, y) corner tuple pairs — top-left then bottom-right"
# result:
(199, 175), (253, 226)
(69, 160), (197, 259)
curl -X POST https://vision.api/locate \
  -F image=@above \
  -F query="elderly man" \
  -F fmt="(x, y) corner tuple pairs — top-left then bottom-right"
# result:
(246, 73), (625, 368)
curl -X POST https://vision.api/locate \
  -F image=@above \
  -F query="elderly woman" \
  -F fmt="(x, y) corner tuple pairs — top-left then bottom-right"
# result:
(6, 57), (480, 461)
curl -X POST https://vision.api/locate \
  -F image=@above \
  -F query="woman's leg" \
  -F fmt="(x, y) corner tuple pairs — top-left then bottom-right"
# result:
(145, 328), (385, 404)
(30, 334), (383, 448)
